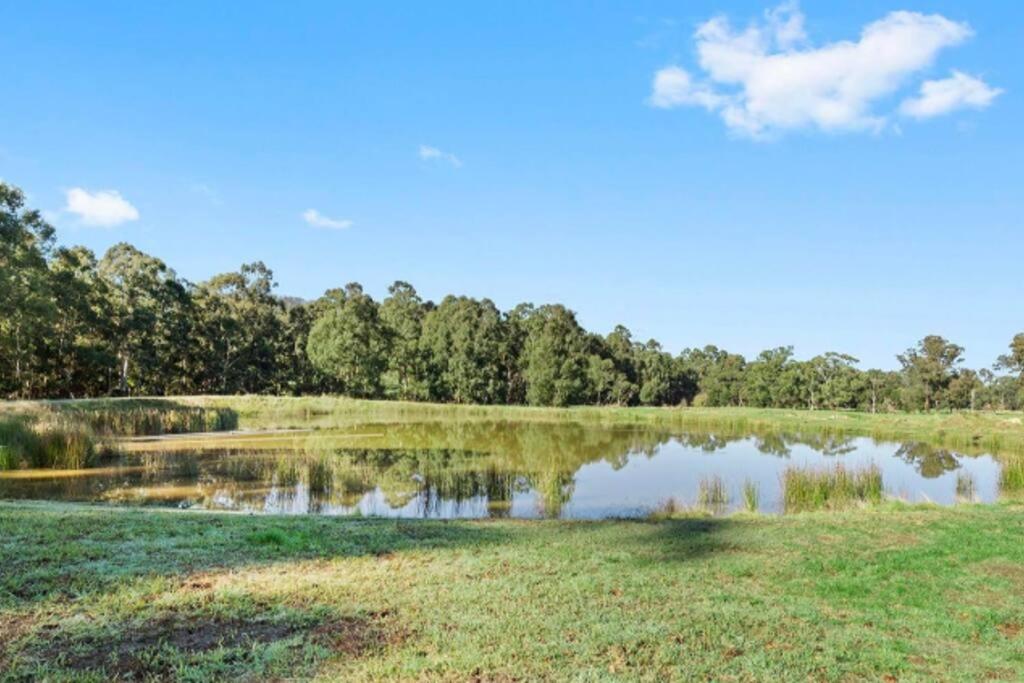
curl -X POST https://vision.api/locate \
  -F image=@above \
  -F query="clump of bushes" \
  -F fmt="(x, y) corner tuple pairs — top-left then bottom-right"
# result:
(0, 418), (99, 470)
(782, 463), (883, 512)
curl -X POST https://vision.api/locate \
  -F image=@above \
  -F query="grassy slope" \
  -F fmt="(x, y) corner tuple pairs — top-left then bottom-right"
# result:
(1, 501), (1023, 681)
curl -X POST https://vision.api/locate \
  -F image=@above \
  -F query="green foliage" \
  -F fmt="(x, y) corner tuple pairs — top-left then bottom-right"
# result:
(0, 180), (1022, 414)
(419, 296), (510, 404)
(306, 284), (390, 398)
(521, 305), (590, 407)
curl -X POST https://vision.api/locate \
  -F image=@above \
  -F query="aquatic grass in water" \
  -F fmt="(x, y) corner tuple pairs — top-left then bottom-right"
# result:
(697, 475), (728, 510)
(782, 464), (883, 513)
(57, 404), (239, 436)
(0, 418), (98, 470)
(742, 479), (759, 513)
(275, 458), (302, 487)
(35, 428), (96, 469)
(307, 457), (335, 496)
(999, 457), (1024, 496)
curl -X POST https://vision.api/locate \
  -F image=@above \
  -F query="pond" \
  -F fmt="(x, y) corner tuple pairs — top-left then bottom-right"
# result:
(0, 420), (1009, 518)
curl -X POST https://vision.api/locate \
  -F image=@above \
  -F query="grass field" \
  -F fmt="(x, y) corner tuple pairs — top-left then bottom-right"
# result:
(1, 501), (1022, 680)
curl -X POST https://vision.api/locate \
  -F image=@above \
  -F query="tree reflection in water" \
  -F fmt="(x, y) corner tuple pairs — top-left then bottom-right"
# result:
(0, 420), (996, 516)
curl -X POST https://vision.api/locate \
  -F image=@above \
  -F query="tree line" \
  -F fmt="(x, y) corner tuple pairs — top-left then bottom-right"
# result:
(3, 182), (1023, 410)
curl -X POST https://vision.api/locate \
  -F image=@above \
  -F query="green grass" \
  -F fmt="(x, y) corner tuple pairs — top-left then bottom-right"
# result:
(1, 501), (1022, 680)
(782, 464), (884, 513)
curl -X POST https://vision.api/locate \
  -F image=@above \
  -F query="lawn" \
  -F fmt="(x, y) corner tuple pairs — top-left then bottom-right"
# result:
(1, 501), (1022, 681)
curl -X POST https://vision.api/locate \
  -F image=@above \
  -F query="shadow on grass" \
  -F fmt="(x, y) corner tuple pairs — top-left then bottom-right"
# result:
(0, 502), (509, 608)
(615, 516), (747, 563)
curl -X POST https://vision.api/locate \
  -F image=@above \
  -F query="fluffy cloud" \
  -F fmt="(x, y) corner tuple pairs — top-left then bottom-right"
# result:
(900, 70), (1003, 118)
(418, 144), (462, 168)
(64, 188), (139, 227)
(302, 209), (352, 230)
(650, 4), (1000, 137)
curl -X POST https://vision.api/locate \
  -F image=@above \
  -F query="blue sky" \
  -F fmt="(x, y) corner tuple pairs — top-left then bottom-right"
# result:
(2, 1), (1020, 370)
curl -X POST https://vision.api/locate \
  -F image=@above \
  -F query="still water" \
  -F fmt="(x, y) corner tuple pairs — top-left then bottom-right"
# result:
(0, 421), (1006, 518)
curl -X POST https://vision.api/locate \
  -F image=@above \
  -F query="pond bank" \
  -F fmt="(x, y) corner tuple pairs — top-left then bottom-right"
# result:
(1, 500), (1022, 679)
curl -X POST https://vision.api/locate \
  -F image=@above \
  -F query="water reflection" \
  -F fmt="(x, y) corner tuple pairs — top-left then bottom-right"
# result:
(0, 421), (1011, 518)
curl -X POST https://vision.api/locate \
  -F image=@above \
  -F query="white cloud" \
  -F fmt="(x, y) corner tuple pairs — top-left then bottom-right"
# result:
(650, 4), (997, 138)
(899, 70), (1003, 118)
(649, 66), (724, 110)
(418, 144), (462, 168)
(64, 188), (139, 227)
(302, 209), (352, 230)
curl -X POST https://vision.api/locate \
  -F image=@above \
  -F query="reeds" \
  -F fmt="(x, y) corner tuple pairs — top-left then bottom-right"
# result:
(999, 457), (1024, 496)
(697, 475), (729, 509)
(741, 479), (759, 513)
(782, 463), (883, 513)
(307, 457), (335, 496)
(59, 405), (238, 436)
(0, 418), (98, 470)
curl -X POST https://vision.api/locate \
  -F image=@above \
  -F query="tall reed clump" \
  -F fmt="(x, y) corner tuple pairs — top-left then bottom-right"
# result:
(999, 457), (1024, 498)
(307, 457), (335, 496)
(66, 405), (239, 436)
(697, 475), (729, 510)
(782, 463), (883, 513)
(741, 479), (759, 513)
(0, 418), (98, 470)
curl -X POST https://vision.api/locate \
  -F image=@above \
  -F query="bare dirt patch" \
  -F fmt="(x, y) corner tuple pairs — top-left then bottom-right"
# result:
(33, 611), (393, 679)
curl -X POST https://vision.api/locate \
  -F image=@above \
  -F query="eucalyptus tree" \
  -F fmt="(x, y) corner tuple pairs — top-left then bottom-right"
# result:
(521, 304), (590, 407)
(46, 246), (114, 397)
(996, 333), (1024, 400)
(0, 183), (56, 397)
(192, 262), (287, 394)
(995, 331), (1024, 378)
(806, 352), (862, 410)
(306, 283), (390, 398)
(380, 281), (429, 400)
(634, 340), (679, 406)
(420, 296), (509, 404)
(98, 243), (191, 395)
(742, 346), (794, 408)
(680, 346), (747, 406)
(897, 336), (965, 411)
(603, 325), (640, 405)
(863, 369), (900, 413)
